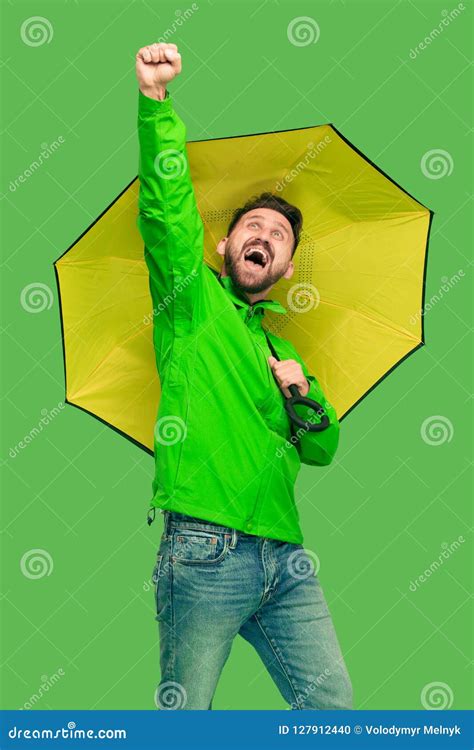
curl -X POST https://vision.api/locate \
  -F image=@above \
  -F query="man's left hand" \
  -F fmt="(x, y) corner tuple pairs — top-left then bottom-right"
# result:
(268, 356), (310, 398)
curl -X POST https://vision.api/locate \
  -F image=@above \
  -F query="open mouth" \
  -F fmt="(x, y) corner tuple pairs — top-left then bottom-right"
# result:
(243, 245), (270, 270)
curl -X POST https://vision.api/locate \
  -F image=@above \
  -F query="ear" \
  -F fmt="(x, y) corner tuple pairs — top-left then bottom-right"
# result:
(216, 237), (227, 258)
(283, 260), (294, 280)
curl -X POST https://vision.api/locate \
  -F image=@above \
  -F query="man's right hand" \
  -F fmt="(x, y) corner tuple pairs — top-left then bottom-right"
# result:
(135, 42), (182, 101)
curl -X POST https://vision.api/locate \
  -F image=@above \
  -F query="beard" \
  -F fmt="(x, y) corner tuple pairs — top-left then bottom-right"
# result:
(224, 237), (288, 294)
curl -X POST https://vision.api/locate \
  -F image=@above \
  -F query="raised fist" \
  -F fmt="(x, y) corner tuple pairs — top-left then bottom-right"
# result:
(135, 42), (182, 98)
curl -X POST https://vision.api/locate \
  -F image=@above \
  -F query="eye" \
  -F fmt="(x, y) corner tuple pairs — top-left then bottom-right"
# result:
(272, 230), (283, 238)
(249, 221), (259, 228)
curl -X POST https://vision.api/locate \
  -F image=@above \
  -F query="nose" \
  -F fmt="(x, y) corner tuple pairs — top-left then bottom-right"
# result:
(252, 232), (272, 252)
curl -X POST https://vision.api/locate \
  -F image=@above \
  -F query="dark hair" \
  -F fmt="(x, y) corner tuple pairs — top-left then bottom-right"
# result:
(227, 191), (303, 256)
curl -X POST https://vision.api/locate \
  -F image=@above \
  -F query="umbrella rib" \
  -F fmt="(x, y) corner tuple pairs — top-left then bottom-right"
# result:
(303, 210), (429, 242)
(69, 324), (151, 400)
(70, 300), (419, 403)
(57, 257), (147, 266)
(314, 299), (421, 342)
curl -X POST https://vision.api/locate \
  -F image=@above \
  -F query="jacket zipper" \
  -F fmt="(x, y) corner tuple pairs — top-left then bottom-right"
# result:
(244, 300), (274, 532)
(245, 303), (256, 323)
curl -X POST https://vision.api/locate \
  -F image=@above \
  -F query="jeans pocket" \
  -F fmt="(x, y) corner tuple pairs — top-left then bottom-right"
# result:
(172, 529), (230, 566)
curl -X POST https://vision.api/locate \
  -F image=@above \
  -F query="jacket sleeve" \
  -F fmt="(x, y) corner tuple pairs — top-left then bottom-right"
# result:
(136, 87), (204, 348)
(289, 352), (340, 467)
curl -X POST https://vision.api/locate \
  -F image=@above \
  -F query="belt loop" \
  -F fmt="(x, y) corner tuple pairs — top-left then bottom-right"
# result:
(229, 528), (237, 549)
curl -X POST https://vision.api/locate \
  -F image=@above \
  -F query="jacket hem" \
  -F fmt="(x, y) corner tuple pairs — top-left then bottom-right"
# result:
(148, 497), (303, 545)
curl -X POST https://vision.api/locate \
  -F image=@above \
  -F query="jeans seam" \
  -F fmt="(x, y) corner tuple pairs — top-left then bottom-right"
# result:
(169, 553), (176, 684)
(253, 612), (302, 709)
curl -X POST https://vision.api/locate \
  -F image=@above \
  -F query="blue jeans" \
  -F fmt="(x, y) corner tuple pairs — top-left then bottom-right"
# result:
(151, 510), (353, 710)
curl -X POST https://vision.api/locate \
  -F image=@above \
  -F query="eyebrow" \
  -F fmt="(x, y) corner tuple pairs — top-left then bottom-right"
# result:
(245, 214), (290, 237)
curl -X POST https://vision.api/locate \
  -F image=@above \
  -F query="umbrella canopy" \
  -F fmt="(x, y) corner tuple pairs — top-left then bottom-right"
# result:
(54, 123), (432, 453)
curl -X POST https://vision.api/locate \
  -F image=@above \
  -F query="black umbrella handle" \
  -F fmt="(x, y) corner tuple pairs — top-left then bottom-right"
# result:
(284, 384), (330, 433)
(262, 329), (331, 433)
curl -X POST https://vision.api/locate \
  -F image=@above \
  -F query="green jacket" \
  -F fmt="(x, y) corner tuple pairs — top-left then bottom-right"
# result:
(137, 88), (340, 544)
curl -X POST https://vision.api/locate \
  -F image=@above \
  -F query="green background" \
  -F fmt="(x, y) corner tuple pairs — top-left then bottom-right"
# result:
(1, 0), (472, 711)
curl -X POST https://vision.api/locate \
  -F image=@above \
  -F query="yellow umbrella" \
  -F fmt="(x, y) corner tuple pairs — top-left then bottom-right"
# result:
(54, 123), (432, 452)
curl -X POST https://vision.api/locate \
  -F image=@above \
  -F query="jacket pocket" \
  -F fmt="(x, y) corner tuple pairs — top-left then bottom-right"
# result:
(166, 339), (183, 387)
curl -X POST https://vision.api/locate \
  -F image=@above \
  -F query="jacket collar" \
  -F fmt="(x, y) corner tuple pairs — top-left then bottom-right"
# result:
(210, 267), (287, 316)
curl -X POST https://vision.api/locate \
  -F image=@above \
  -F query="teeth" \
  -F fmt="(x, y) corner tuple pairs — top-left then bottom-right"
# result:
(244, 247), (268, 265)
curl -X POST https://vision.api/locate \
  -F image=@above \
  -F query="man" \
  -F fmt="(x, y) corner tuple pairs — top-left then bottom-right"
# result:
(135, 41), (352, 711)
